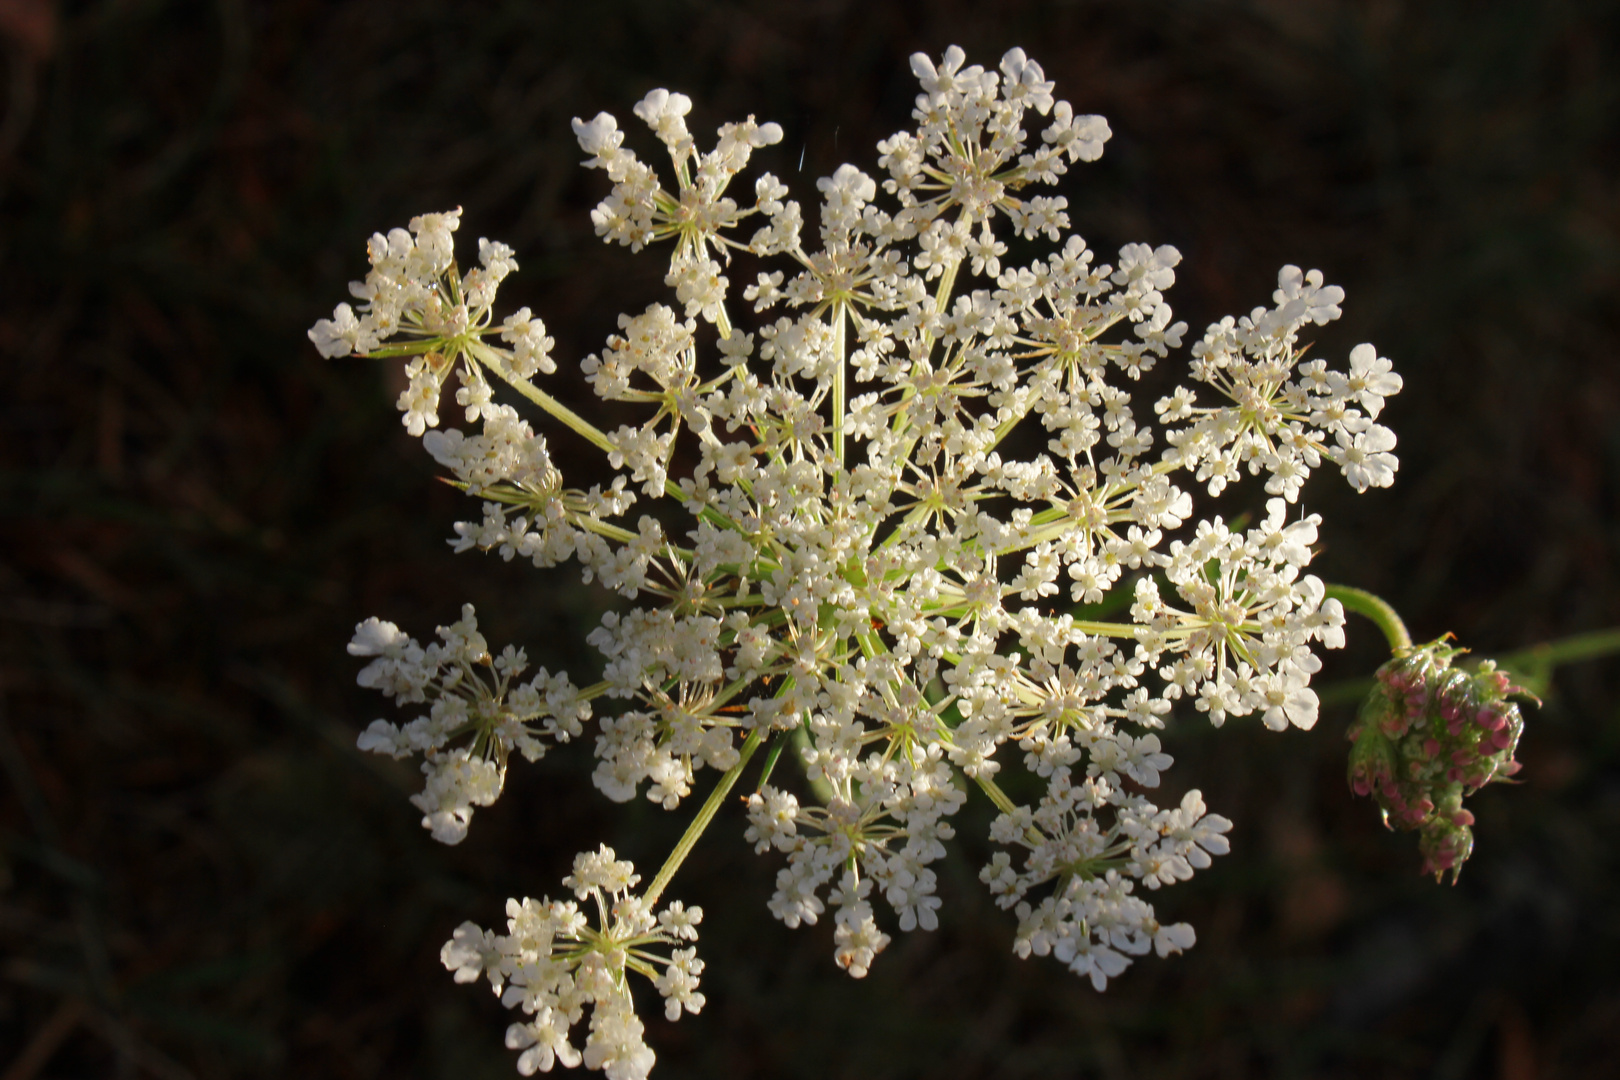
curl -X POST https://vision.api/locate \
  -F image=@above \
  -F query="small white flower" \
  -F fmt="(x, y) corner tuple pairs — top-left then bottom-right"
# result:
(1341, 343), (1403, 418)
(634, 88), (694, 153)
(1272, 265), (1344, 326)
(1152, 921), (1196, 958)
(1043, 101), (1112, 162)
(308, 302), (362, 358)
(1332, 423), (1399, 491)
(1259, 667), (1320, 731)
(348, 616), (408, 657)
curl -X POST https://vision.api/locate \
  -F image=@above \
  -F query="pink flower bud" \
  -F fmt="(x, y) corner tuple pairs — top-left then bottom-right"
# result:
(1348, 637), (1531, 882)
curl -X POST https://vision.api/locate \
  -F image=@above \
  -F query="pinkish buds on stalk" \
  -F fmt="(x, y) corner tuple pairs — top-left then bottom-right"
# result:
(1346, 637), (1530, 882)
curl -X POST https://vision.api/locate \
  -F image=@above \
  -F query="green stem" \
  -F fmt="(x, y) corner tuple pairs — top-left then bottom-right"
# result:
(644, 728), (764, 908)
(973, 772), (1046, 847)
(890, 243), (966, 438)
(933, 247), (963, 318)
(831, 302), (846, 466)
(476, 344), (617, 455)
(1071, 620), (1141, 639)
(1316, 625), (1620, 709)
(972, 772), (1018, 817)
(791, 721), (837, 805)
(361, 340), (437, 359)
(1492, 627), (1620, 674)
(477, 342), (746, 536)
(753, 734), (787, 794)
(1324, 584), (1412, 653)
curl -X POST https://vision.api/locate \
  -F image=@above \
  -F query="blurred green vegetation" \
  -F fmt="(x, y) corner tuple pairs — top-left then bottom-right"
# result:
(1, 0), (1617, 1077)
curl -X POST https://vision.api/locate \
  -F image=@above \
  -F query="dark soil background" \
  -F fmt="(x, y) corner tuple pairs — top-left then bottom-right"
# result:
(2, 1), (1618, 1077)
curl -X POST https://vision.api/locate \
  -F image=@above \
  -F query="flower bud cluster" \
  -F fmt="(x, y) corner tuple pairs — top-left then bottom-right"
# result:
(440, 846), (703, 1080)
(318, 46), (1405, 1076)
(1347, 638), (1527, 881)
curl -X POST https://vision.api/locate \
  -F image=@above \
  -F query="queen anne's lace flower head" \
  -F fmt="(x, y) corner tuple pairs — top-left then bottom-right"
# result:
(316, 47), (1404, 1076)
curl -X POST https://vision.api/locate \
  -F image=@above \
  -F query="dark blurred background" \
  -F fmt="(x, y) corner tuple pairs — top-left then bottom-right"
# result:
(2, 0), (1617, 1077)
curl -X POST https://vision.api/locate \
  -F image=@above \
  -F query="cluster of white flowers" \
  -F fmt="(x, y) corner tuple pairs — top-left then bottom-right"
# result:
(440, 846), (703, 1079)
(347, 607), (589, 844)
(316, 45), (1402, 1076)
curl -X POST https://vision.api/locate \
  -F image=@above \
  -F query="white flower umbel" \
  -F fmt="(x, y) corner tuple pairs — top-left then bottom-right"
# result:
(440, 846), (703, 1079)
(319, 46), (1402, 1076)
(349, 606), (589, 844)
